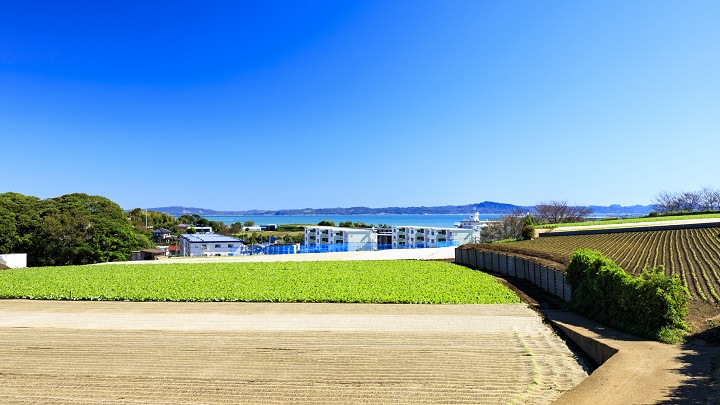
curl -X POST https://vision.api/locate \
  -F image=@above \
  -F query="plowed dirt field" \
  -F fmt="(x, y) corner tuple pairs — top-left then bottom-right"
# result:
(0, 300), (588, 404)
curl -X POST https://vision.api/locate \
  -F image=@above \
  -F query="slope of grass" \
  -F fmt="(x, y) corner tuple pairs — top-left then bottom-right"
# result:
(537, 213), (720, 229)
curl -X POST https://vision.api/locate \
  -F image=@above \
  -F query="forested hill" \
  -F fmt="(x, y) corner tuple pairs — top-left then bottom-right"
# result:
(148, 202), (653, 217)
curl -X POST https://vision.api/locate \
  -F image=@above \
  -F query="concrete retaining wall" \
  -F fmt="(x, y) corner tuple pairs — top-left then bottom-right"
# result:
(455, 247), (571, 301)
(0, 253), (27, 269)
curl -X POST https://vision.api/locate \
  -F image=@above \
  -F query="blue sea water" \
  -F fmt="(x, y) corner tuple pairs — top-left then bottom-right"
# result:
(204, 214), (505, 228)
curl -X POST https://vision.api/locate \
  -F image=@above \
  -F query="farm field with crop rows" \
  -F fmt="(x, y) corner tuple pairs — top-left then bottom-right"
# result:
(0, 260), (520, 304)
(499, 227), (720, 304)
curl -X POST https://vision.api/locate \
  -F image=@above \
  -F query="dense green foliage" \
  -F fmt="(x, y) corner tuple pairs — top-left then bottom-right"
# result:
(177, 214), (224, 233)
(127, 208), (181, 238)
(0, 260), (520, 304)
(277, 224), (308, 232)
(521, 225), (535, 240)
(0, 192), (153, 266)
(566, 249), (689, 343)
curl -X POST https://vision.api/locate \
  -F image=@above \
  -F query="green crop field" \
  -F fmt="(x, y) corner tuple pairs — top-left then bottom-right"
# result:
(0, 260), (520, 304)
(492, 227), (720, 303)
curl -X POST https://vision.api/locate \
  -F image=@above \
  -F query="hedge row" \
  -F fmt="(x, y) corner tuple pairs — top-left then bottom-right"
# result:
(566, 249), (689, 343)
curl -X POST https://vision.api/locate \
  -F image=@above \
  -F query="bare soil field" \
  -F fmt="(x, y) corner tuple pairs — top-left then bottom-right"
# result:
(0, 300), (588, 404)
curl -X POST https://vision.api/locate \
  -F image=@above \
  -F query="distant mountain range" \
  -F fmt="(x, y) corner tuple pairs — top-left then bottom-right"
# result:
(148, 202), (653, 217)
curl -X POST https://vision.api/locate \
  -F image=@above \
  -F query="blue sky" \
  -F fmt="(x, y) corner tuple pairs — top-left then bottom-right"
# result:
(2, 1), (718, 211)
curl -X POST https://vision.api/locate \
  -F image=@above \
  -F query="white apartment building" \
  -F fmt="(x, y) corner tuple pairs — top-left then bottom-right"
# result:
(392, 226), (473, 248)
(454, 211), (490, 243)
(179, 234), (246, 256)
(304, 226), (377, 251)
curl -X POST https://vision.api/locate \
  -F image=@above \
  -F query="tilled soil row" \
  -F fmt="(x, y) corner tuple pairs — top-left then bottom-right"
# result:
(0, 301), (588, 404)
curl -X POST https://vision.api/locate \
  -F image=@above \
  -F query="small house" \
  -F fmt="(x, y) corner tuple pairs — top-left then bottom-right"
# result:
(131, 249), (166, 261)
(179, 234), (246, 256)
(152, 228), (172, 242)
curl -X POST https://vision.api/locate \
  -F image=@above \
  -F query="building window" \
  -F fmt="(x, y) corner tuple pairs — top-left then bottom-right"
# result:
(228, 244), (234, 248)
(215, 244), (221, 248)
(201, 244), (207, 249)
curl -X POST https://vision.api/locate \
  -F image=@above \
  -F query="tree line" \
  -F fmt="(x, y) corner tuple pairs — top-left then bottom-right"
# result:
(652, 187), (720, 214)
(481, 200), (593, 242)
(0, 192), (153, 267)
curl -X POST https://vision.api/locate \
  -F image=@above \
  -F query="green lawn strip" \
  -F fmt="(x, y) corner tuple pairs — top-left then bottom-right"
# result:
(0, 261), (520, 304)
(537, 213), (720, 229)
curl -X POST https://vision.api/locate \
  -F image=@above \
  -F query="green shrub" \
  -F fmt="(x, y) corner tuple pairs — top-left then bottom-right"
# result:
(523, 214), (536, 226)
(521, 225), (535, 240)
(566, 249), (689, 343)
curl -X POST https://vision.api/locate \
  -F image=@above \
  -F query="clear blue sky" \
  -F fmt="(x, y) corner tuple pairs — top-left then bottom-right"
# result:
(2, 1), (718, 211)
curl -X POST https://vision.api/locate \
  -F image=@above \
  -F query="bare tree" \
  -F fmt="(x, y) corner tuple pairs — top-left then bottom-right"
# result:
(652, 191), (683, 213)
(700, 187), (720, 211)
(654, 188), (720, 213)
(680, 191), (702, 212)
(480, 210), (524, 241)
(533, 200), (591, 224)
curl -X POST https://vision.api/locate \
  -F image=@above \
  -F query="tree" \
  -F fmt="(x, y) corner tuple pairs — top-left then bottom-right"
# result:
(243, 220), (255, 227)
(317, 220), (336, 226)
(653, 191), (683, 213)
(481, 210), (525, 242)
(653, 187), (720, 214)
(534, 200), (591, 224)
(41, 193), (153, 265)
(0, 193), (153, 266)
(700, 187), (720, 211)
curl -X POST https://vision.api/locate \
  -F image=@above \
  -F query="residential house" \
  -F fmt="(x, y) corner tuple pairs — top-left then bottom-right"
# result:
(179, 234), (246, 256)
(152, 228), (172, 242)
(131, 249), (166, 261)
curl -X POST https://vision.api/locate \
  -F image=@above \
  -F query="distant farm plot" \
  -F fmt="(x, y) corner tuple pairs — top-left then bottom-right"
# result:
(0, 261), (520, 304)
(492, 227), (720, 303)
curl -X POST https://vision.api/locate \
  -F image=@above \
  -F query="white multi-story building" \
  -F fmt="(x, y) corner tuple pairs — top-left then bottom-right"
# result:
(304, 226), (377, 251)
(454, 211), (490, 242)
(179, 234), (246, 256)
(392, 226), (473, 248)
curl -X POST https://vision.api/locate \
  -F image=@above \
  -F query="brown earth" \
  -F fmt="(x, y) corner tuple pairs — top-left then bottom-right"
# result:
(0, 300), (589, 404)
(464, 242), (720, 344)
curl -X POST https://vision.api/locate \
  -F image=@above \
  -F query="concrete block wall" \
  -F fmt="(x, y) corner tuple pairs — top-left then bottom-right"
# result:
(455, 247), (572, 302)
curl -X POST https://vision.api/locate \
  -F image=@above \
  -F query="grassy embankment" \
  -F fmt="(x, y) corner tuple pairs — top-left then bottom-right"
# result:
(0, 261), (519, 304)
(537, 212), (720, 229)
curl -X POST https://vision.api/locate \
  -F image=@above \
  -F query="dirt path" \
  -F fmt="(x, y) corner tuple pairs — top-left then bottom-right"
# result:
(0, 300), (588, 404)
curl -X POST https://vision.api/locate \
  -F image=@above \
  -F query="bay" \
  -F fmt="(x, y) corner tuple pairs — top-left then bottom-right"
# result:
(204, 214), (505, 228)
